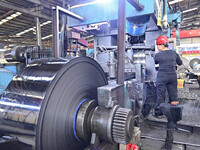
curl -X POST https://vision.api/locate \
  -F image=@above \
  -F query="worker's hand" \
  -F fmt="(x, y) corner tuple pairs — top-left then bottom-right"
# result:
(171, 101), (179, 106)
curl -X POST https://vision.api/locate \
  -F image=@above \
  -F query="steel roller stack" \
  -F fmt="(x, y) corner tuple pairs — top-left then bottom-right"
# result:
(0, 56), (134, 150)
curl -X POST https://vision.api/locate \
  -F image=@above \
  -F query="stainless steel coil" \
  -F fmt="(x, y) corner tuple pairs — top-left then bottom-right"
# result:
(0, 57), (107, 150)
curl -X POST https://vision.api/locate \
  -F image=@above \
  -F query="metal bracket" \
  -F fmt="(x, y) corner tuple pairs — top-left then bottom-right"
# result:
(127, 0), (144, 11)
(97, 83), (124, 108)
(52, 6), (84, 58)
(52, 6), (84, 21)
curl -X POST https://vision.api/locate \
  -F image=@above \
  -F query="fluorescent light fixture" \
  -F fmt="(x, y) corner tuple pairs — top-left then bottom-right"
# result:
(95, 0), (113, 3)
(1, 19), (7, 23)
(169, 0), (184, 5)
(16, 20), (52, 36)
(71, 0), (113, 8)
(42, 31), (61, 40)
(16, 12), (22, 15)
(0, 12), (22, 25)
(42, 34), (53, 40)
(41, 20), (52, 26)
(71, 2), (97, 8)
(182, 8), (197, 13)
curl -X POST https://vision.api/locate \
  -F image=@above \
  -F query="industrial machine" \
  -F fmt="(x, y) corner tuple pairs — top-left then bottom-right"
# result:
(0, 0), (193, 150)
(0, 57), (134, 150)
(176, 44), (200, 89)
(177, 57), (200, 83)
(0, 46), (45, 95)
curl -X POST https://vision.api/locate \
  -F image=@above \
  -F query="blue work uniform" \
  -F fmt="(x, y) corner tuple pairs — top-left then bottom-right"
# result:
(154, 50), (182, 115)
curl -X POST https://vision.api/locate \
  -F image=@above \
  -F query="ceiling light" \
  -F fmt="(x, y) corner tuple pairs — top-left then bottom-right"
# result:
(169, 0), (184, 5)
(11, 14), (18, 17)
(71, 0), (113, 9)
(41, 21), (52, 27)
(182, 8), (197, 13)
(0, 12), (22, 26)
(16, 20), (52, 36)
(1, 19), (7, 23)
(6, 16), (14, 20)
(42, 32), (61, 40)
(16, 12), (22, 15)
(41, 34), (53, 40)
(95, 0), (113, 3)
(71, 2), (97, 9)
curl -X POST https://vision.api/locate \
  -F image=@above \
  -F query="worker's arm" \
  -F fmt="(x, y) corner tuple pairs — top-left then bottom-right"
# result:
(154, 53), (158, 64)
(176, 52), (182, 65)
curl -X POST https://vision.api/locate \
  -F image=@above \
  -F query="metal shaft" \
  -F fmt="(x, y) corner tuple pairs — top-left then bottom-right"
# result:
(117, 0), (126, 85)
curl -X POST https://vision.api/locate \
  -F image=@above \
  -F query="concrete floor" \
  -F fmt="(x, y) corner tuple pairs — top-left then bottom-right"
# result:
(140, 82), (200, 150)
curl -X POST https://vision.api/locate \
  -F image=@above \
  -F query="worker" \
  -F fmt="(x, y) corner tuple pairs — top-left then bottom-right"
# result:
(154, 35), (183, 117)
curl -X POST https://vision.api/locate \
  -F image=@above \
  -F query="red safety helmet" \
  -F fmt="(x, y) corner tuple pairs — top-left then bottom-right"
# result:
(156, 35), (169, 45)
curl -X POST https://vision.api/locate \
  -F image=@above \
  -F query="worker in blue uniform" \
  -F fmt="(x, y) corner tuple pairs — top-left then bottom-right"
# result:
(154, 35), (183, 117)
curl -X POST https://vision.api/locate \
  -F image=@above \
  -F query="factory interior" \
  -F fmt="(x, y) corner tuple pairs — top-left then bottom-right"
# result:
(0, 0), (200, 150)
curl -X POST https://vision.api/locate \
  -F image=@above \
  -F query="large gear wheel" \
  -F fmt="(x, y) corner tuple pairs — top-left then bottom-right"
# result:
(112, 107), (134, 144)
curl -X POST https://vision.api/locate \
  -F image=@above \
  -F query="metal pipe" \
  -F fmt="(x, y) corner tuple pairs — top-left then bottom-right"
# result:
(117, 0), (126, 85)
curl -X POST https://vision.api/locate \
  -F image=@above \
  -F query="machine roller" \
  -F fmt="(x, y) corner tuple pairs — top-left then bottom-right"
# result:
(0, 57), (134, 150)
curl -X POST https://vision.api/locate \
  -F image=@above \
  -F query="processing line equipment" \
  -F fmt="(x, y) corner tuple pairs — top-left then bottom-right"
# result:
(0, 57), (134, 150)
(0, 0), (183, 149)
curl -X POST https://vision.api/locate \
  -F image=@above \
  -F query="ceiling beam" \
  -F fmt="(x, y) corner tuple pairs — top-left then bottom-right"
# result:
(0, 1), (51, 20)
(0, 10), (14, 20)
(25, 0), (42, 5)
(180, 24), (200, 29)
(182, 14), (200, 21)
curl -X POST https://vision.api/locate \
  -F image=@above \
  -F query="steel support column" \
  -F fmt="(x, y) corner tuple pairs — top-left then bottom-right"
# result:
(52, 7), (60, 58)
(163, 0), (168, 28)
(117, 0), (126, 85)
(175, 24), (180, 46)
(60, 15), (67, 57)
(35, 17), (42, 49)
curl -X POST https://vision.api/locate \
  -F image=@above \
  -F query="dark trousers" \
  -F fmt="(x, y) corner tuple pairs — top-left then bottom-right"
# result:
(155, 73), (178, 114)
(141, 82), (157, 117)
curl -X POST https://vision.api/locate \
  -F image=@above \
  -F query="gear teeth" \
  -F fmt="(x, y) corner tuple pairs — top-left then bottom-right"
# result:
(112, 107), (133, 145)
